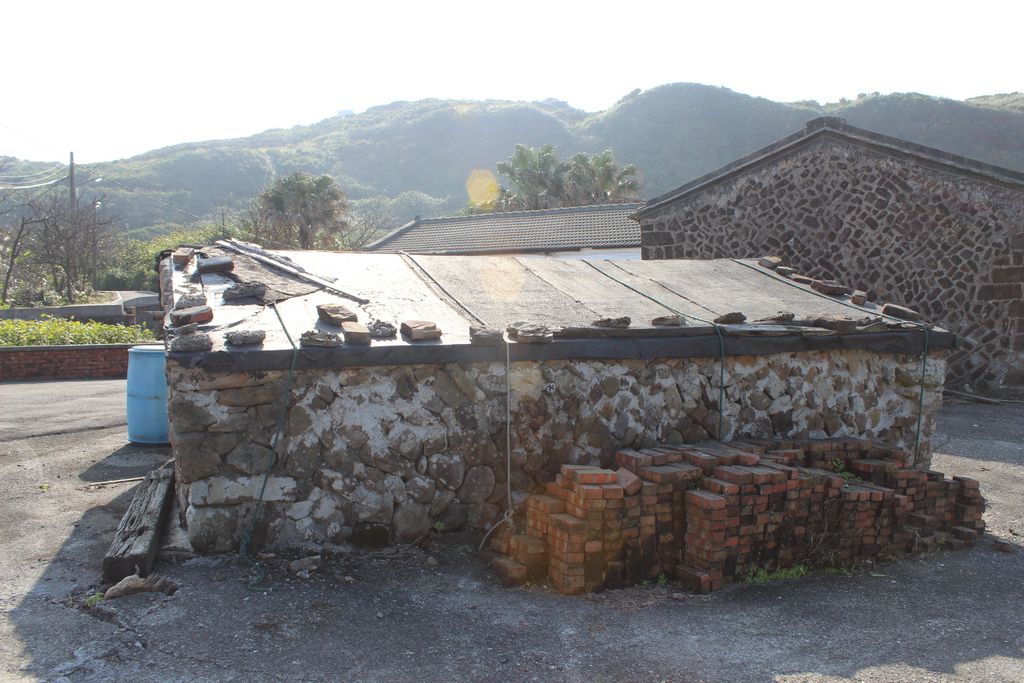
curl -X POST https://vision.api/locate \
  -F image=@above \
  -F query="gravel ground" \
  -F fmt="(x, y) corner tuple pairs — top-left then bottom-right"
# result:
(0, 380), (1021, 682)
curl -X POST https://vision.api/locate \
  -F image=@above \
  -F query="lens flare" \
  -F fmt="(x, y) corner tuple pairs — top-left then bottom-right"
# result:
(466, 169), (499, 209)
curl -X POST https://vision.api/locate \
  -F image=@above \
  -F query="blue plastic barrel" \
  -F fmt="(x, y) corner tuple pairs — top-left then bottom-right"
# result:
(127, 344), (169, 444)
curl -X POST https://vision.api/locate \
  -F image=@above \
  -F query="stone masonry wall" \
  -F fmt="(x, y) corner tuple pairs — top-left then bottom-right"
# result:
(169, 347), (945, 553)
(640, 138), (1024, 398)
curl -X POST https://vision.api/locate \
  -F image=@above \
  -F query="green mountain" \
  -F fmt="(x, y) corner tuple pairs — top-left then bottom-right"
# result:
(8, 84), (1024, 230)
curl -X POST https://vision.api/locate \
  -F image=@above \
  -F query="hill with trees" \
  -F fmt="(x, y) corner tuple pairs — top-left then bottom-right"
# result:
(2, 84), (1024, 305)
(5, 84), (1021, 234)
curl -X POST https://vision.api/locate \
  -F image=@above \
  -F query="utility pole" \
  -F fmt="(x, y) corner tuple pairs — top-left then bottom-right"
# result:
(69, 152), (76, 206)
(68, 151), (90, 295)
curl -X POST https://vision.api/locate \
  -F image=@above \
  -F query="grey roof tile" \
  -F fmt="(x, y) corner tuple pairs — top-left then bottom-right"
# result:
(365, 203), (643, 254)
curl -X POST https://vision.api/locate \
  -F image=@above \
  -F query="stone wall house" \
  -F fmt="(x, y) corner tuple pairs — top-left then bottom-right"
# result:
(160, 241), (953, 552)
(634, 117), (1024, 399)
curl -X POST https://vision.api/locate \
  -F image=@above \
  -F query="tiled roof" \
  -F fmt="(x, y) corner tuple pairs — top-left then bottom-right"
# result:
(637, 117), (1024, 218)
(364, 203), (644, 254)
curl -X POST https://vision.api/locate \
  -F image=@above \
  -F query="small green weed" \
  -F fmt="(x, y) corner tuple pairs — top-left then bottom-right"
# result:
(821, 566), (853, 577)
(831, 459), (861, 482)
(432, 521), (445, 533)
(85, 591), (104, 607)
(745, 564), (809, 584)
(657, 573), (668, 586)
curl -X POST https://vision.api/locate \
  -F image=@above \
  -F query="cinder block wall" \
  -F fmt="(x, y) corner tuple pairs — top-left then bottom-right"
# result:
(639, 138), (1024, 398)
(168, 348), (946, 553)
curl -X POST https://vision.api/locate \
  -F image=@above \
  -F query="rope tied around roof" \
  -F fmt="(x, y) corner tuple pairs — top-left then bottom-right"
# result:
(581, 259), (729, 440)
(395, 252), (519, 546)
(729, 258), (933, 464)
(399, 252), (488, 325)
(238, 301), (300, 592)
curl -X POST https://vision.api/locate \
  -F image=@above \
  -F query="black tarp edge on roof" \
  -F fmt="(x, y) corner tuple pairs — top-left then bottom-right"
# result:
(168, 329), (956, 373)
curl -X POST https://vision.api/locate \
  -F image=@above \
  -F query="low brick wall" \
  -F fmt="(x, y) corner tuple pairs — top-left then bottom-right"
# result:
(0, 344), (136, 382)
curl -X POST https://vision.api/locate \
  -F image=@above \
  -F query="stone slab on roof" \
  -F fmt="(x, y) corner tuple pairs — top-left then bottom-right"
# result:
(364, 203), (644, 254)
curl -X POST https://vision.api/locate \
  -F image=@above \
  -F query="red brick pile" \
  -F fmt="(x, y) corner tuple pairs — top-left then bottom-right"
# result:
(490, 438), (986, 595)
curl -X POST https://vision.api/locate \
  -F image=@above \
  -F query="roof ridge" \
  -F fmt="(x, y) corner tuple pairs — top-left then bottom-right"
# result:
(418, 202), (645, 224)
(363, 202), (643, 254)
(637, 117), (1024, 217)
(363, 216), (420, 250)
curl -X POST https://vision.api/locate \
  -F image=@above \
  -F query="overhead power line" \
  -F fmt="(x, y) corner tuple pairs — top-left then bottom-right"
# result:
(0, 161), (68, 181)
(1, 118), (206, 221)
(77, 163), (203, 220)
(0, 164), (70, 189)
(0, 119), (64, 159)
(0, 176), (67, 190)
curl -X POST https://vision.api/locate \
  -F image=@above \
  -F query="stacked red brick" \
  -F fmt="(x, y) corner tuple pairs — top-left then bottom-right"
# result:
(616, 449), (702, 583)
(674, 438), (986, 592)
(490, 465), (626, 594)
(544, 465), (627, 594)
(491, 439), (986, 595)
(677, 441), (800, 592)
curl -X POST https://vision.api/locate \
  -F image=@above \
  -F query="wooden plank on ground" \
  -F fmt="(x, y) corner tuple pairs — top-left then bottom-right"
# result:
(102, 465), (175, 583)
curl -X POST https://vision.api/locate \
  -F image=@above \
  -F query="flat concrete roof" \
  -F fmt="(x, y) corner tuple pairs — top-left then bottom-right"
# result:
(164, 242), (953, 372)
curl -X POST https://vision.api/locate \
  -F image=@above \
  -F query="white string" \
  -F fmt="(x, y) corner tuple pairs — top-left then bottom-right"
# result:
(478, 339), (516, 550)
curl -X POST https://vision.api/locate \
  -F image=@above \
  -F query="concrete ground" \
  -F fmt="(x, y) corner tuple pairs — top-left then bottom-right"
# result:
(0, 379), (1021, 683)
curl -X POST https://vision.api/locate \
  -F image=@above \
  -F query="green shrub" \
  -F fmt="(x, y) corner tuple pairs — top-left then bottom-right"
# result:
(0, 316), (156, 346)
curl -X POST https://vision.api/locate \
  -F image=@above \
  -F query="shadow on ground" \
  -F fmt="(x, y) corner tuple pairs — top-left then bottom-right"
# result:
(930, 400), (1024, 465)
(79, 443), (172, 483)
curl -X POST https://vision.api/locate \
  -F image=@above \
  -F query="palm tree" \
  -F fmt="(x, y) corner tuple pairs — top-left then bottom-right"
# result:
(495, 144), (569, 210)
(600, 156), (642, 202)
(492, 146), (642, 211)
(566, 150), (642, 205)
(254, 172), (349, 249)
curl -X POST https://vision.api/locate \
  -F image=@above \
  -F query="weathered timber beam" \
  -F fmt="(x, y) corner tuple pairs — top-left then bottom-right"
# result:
(102, 465), (175, 583)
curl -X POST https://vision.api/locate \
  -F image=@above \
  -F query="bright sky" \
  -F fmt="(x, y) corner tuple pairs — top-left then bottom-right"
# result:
(2, 0), (1020, 164)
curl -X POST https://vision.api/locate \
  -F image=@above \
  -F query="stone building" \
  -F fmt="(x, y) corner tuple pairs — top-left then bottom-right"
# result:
(365, 203), (643, 259)
(159, 240), (951, 553)
(635, 117), (1024, 398)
